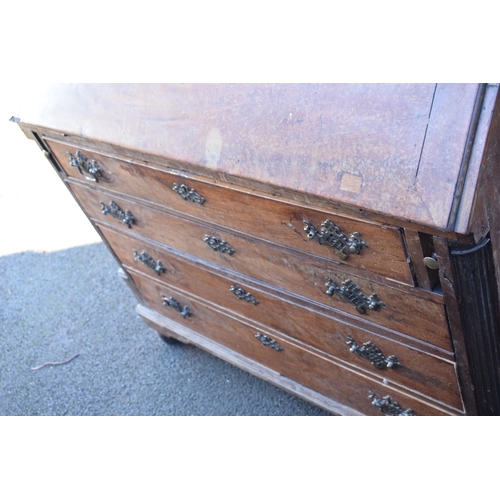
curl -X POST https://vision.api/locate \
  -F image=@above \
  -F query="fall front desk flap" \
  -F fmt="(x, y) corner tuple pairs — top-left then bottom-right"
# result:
(15, 83), (494, 232)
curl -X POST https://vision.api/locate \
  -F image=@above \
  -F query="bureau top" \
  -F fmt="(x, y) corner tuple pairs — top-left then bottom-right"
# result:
(14, 83), (499, 233)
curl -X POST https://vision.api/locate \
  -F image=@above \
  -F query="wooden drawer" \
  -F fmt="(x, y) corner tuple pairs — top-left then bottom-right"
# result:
(46, 138), (412, 284)
(127, 270), (458, 416)
(100, 224), (462, 410)
(68, 181), (450, 347)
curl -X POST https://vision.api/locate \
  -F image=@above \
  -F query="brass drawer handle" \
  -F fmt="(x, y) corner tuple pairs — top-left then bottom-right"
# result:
(67, 150), (103, 182)
(303, 219), (368, 260)
(162, 295), (192, 318)
(255, 333), (283, 351)
(325, 278), (385, 314)
(368, 392), (415, 416)
(204, 235), (235, 255)
(230, 285), (259, 305)
(173, 183), (205, 205)
(101, 201), (135, 228)
(134, 250), (166, 275)
(347, 337), (401, 370)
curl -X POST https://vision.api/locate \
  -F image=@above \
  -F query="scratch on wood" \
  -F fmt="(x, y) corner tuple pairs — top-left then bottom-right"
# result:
(414, 83), (438, 180)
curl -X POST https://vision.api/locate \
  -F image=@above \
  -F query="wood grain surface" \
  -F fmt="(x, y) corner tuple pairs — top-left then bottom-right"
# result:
(129, 270), (458, 416)
(99, 224), (462, 409)
(45, 138), (413, 283)
(16, 83), (484, 230)
(67, 180), (450, 346)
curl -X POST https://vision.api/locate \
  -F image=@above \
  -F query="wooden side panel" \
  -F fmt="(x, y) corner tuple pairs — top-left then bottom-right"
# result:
(434, 236), (476, 415)
(459, 85), (500, 300)
(454, 84), (499, 237)
(449, 238), (500, 415)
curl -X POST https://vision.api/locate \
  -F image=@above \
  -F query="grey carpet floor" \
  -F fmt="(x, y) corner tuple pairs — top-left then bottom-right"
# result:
(0, 243), (328, 416)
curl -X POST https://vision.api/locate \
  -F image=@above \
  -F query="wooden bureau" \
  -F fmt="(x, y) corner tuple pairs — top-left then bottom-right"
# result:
(13, 83), (500, 415)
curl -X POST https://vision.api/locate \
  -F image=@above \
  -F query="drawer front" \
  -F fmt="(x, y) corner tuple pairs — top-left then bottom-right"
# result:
(68, 181), (451, 348)
(99, 224), (462, 410)
(46, 138), (413, 284)
(128, 270), (457, 416)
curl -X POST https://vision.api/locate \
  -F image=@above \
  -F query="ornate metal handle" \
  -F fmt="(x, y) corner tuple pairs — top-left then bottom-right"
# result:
(173, 183), (205, 205)
(325, 278), (385, 314)
(101, 201), (135, 228)
(204, 235), (235, 255)
(230, 285), (259, 305)
(303, 219), (368, 260)
(347, 337), (401, 370)
(134, 250), (166, 275)
(255, 333), (283, 351)
(368, 392), (415, 416)
(162, 295), (192, 318)
(68, 150), (103, 182)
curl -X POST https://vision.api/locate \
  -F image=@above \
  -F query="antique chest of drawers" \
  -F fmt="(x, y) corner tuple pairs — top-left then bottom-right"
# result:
(13, 83), (500, 415)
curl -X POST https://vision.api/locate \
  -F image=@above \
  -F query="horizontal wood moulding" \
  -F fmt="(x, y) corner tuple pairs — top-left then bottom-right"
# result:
(46, 138), (412, 284)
